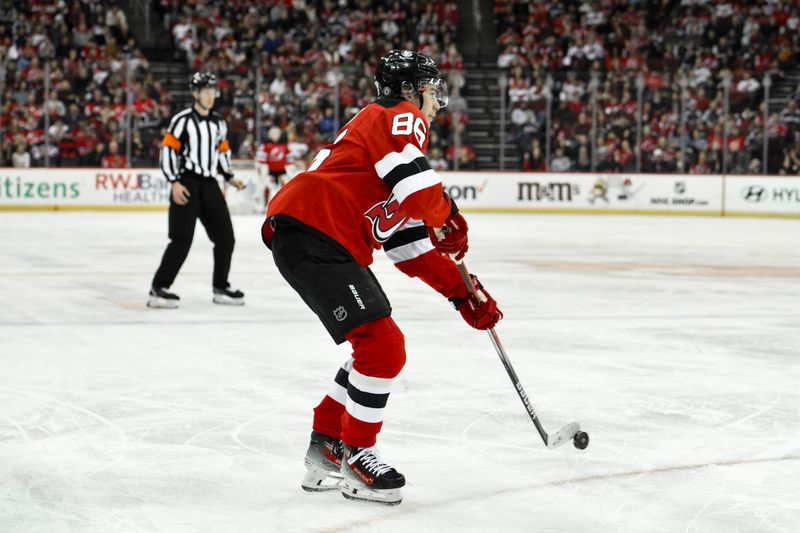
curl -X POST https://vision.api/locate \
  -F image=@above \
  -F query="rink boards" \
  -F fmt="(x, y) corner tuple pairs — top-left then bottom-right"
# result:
(0, 167), (798, 218)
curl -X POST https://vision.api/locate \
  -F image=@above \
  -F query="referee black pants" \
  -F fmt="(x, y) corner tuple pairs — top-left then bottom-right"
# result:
(153, 174), (235, 290)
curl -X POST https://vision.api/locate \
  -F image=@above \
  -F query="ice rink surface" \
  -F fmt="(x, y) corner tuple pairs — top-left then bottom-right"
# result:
(1, 211), (798, 533)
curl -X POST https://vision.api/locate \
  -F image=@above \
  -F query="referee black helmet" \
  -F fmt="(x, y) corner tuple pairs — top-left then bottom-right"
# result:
(189, 71), (217, 92)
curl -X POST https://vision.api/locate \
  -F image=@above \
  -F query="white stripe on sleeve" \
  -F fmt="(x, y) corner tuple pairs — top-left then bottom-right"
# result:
(384, 238), (435, 264)
(219, 149), (232, 175)
(168, 109), (191, 135)
(390, 168), (441, 204)
(400, 218), (425, 228)
(172, 113), (189, 139)
(160, 146), (178, 182)
(373, 143), (426, 178)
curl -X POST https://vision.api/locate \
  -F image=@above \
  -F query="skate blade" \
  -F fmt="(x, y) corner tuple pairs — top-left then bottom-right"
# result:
(212, 295), (245, 306)
(147, 297), (178, 309)
(301, 468), (343, 492)
(340, 479), (402, 505)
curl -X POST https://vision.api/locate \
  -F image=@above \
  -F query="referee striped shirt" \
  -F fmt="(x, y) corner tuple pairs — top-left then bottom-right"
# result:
(160, 107), (234, 182)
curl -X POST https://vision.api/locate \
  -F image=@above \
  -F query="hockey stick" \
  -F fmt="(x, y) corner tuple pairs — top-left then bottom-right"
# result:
(456, 260), (589, 450)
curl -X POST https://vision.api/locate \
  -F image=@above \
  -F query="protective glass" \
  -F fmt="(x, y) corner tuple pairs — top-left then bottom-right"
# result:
(419, 78), (449, 108)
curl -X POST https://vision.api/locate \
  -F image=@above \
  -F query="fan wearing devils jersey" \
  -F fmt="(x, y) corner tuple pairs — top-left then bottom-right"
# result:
(262, 50), (502, 505)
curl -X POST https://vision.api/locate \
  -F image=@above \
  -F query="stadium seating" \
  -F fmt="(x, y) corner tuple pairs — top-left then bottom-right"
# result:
(5, 0), (799, 174)
(0, 1), (169, 167)
(163, 0), (464, 166)
(495, 0), (800, 173)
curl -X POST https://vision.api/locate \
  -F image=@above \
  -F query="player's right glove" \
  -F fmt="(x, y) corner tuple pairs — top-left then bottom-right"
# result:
(427, 194), (469, 260)
(449, 274), (503, 330)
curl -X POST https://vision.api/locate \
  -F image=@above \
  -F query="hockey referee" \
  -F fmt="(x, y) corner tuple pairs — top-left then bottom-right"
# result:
(148, 72), (246, 308)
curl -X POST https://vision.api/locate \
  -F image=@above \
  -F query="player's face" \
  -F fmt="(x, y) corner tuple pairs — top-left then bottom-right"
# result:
(194, 87), (217, 110)
(418, 79), (448, 124)
(419, 88), (438, 124)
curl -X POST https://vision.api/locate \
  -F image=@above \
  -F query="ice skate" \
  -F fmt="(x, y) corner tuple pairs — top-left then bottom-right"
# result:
(340, 445), (405, 505)
(212, 284), (245, 305)
(301, 431), (344, 492)
(147, 287), (179, 309)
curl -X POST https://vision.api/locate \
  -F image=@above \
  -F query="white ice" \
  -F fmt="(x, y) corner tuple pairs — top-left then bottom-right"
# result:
(1, 211), (799, 533)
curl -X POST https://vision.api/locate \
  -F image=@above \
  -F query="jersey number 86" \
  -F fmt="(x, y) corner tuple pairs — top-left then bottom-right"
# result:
(391, 112), (427, 147)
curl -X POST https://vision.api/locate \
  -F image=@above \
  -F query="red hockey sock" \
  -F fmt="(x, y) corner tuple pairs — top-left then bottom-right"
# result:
(339, 317), (406, 448)
(312, 395), (345, 439)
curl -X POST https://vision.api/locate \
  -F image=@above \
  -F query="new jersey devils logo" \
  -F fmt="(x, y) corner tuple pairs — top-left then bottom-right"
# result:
(364, 196), (408, 242)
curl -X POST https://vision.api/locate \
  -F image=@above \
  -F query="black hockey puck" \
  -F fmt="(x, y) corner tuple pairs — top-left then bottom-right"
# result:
(573, 431), (589, 449)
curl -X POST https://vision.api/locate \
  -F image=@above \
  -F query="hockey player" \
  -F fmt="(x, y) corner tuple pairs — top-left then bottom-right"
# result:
(261, 50), (502, 504)
(255, 126), (289, 207)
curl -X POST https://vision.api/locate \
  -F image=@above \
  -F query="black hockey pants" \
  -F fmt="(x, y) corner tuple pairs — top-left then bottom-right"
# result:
(152, 173), (235, 290)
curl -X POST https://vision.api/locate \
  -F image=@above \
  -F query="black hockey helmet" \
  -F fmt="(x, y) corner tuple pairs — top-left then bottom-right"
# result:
(189, 71), (217, 92)
(375, 50), (448, 108)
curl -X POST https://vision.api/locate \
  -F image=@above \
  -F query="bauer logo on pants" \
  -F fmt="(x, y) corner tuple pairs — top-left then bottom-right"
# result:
(333, 306), (348, 321)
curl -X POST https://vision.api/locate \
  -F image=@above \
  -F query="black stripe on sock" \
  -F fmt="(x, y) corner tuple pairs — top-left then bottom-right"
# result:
(383, 156), (431, 189)
(334, 367), (350, 389)
(347, 384), (390, 409)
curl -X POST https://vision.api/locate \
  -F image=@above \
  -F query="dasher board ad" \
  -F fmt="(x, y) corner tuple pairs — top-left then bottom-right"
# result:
(0, 168), (257, 210)
(0, 168), (170, 208)
(440, 172), (723, 214)
(725, 175), (800, 216)
(1, 168), (797, 217)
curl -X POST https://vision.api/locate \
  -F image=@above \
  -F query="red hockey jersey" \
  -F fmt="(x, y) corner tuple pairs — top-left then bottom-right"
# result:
(267, 97), (465, 299)
(256, 142), (289, 173)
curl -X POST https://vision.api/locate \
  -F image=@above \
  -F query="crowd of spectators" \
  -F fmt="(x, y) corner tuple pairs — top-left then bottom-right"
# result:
(1, 0), (467, 170)
(11, 1), (800, 175)
(497, 0), (800, 174)
(0, 1), (170, 168)
(160, 0), (468, 168)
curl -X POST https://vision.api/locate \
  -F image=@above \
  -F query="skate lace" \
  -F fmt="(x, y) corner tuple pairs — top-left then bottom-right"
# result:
(351, 447), (393, 476)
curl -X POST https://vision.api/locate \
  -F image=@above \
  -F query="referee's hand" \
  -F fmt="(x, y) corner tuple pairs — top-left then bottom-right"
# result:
(228, 178), (245, 191)
(172, 182), (191, 205)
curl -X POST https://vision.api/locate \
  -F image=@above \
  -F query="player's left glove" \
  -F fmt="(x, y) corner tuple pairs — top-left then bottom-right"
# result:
(449, 275), (503, 330)
(427, 195), (469, 260)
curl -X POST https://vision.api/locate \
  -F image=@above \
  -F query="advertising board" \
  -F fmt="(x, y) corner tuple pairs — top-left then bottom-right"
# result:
(440, 172), (723, 215)
(724, 175), (800, 217)
(1, 168), (797, 218)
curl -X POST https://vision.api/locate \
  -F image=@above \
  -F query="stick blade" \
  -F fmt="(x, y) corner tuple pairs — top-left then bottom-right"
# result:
(546, 422), (581, 449)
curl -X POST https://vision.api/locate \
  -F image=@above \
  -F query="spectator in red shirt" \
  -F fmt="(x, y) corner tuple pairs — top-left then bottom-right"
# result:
(446, 143), (477, 170)
(613, 140), (635, 172)
(101, 140), (128, 168)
